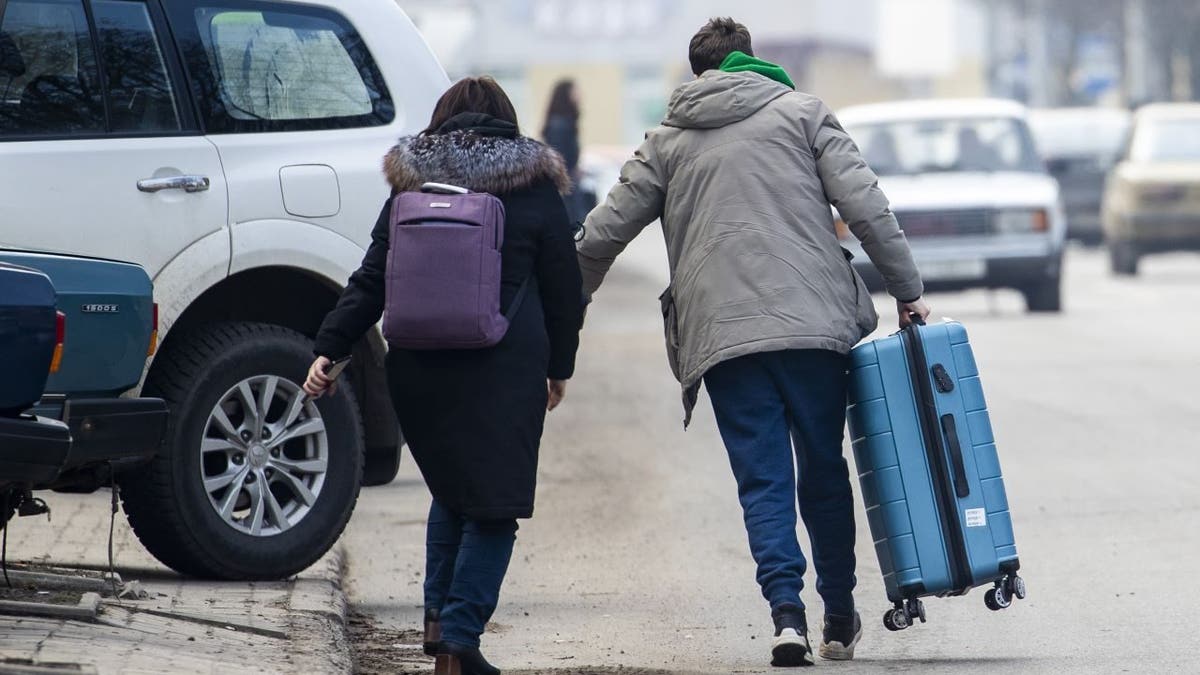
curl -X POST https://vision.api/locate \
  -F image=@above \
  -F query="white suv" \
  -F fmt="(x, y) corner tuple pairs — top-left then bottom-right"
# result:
(0, 0), (448, 579)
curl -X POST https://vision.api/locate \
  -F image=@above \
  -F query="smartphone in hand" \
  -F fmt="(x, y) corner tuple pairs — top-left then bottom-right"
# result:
(323, 356), (352, 380)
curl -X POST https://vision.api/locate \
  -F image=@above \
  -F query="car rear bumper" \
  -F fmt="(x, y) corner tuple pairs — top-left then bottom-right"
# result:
(855, 254), (1062, 294)
(62, 398), (168, 470)
(0, 416), (71, 485)
(32, 398), (168, 471)
(1118, 213), (1200, 248)
(1064, 209), (1102, 239)
(1122, 238), (1200, 254)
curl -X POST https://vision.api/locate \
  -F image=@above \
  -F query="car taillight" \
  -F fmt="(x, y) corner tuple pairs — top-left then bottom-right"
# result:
(147, 303), (158, 357)
(50, 311), (65, 373)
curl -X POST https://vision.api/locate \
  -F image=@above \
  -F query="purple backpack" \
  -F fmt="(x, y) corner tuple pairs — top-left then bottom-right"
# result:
(383, 183), (528, 349)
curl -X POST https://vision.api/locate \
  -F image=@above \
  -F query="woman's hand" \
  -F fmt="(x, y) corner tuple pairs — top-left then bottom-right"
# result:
(303, 356), (338, 398)
(547, 379), (567, 411)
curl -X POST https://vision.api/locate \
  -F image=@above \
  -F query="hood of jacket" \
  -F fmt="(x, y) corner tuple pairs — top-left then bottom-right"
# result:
(384, 112), (571, 195)
(718, 51), (796, 89)
(662, 70), (793, 130)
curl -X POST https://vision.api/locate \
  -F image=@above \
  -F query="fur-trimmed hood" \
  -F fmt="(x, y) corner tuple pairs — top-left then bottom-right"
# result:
(383, 130), (572, 196)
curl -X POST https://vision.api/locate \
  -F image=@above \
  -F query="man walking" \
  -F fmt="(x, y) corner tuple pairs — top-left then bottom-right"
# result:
(576, 18), (929, 667)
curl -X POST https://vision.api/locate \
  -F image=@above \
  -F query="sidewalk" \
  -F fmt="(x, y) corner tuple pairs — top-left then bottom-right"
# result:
(0, 491), (352, 674)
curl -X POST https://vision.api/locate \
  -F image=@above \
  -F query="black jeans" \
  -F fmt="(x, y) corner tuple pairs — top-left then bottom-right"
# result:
(704, 349), (857, 617)
(424, 500), (518, 648)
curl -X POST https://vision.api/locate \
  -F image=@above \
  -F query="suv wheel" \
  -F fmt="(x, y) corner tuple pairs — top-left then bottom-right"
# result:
(120, 323), (363, 580)
(1022, 274), (1063, 313)
(363, 444), (403, 487)
(1109, 240), (1140, 276)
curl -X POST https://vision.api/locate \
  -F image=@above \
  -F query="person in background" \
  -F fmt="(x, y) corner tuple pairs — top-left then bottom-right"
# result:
(304, 77), (584, 675)
(575, 17), (929, 668)
(542, 79), (588, 225)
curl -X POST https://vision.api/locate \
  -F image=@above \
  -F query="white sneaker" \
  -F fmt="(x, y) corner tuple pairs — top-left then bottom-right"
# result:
(818, 611), (862, 661)
(771, 605), (814, 667)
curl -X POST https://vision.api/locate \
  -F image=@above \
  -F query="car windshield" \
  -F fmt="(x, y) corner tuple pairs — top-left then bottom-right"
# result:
(1132, 118), (1200, 162)
(845, 117), (1044, 176)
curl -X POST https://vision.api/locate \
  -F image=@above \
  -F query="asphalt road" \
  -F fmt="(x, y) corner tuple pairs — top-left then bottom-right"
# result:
(342, 244), (1200, 673)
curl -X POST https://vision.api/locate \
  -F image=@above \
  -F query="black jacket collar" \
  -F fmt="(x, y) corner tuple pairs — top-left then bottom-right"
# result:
(435, 112), (519, 139)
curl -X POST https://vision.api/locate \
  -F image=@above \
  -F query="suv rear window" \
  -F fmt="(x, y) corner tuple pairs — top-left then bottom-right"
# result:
(167, 1), (393, 133)
(92, 0), (181, 132)
(1, 0), (184, 139)
(0, 0), (105, 137)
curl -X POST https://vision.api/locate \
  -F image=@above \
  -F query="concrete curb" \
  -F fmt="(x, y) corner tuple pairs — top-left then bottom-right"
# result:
(285, 545), (355, 674)
(0, 592), (99, 622)
(291, 545), (350, 622)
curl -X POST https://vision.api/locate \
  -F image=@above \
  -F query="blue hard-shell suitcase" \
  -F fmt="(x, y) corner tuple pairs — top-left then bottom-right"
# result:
(846, 319), (1025, 630)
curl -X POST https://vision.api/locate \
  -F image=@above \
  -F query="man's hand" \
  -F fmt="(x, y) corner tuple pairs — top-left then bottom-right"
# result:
(547, 379), (568, 411)
(898, 297), (932, 328)
(303, 356), (339, 398)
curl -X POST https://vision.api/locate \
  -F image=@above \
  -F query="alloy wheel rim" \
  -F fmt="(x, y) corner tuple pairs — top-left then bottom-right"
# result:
(200, 375), (328, 536)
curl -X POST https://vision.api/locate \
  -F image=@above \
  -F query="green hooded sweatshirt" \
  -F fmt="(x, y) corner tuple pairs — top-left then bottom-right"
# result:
(718, 50), (795, 89)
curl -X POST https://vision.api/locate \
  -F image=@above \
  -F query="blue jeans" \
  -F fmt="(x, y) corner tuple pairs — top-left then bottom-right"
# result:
(704, 349), (857, 617)
(424, 500), (518, 648)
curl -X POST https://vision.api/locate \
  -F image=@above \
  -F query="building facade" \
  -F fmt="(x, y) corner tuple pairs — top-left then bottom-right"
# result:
(398, 0), (989, 146)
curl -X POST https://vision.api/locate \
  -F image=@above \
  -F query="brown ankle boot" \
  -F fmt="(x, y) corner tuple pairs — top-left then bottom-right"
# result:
(423, 608), (441, 656)
(434, 654), (461, 675)
(435, 644), (500, 675)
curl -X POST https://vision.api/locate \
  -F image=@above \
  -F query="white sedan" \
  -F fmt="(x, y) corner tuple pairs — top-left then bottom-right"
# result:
(836, 99), (1067, 312)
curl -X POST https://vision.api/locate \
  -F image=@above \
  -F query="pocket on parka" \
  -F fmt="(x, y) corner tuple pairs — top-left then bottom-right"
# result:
(659, 286), (683, 382)
(841, 247), (879, 338)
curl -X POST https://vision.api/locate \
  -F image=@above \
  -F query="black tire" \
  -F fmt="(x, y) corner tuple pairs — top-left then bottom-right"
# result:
(119, 322), (364, 580)
(1011, 575), (1027, 600)
(984, 586), (1011, 611)
(908, 598), (926, 624)
(883, 608), (907, 631)
(362, 444), (402, 487)
(1021, 275), (1063, 313)
(1109, 240), (1140, 276)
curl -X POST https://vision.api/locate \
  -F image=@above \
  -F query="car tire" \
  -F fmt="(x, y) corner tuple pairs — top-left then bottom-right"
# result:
(1022, 275), (1063, 313)
(120, 322), (363, 580)
(1109, 240), (1140, 276)
(362, 444), (402, 487)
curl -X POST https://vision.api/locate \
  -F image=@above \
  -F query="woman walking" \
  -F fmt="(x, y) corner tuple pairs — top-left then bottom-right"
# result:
(541, 79), (587, 224)
(304, 77), (584, 675)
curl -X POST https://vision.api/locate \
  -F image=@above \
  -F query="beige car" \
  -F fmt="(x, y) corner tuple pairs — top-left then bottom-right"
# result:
(1103, 104), (1200, 275)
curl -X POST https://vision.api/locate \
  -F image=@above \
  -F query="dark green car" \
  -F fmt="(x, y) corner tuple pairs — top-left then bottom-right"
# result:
(0, 250), (166, 517)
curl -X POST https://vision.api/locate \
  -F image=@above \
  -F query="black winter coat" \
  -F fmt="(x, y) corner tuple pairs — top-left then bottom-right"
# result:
(314, 113), (584, 520)
(543, 114), (580, 175)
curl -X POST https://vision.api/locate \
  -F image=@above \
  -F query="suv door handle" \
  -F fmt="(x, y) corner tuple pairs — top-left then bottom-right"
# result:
(137, 175), (211, 194)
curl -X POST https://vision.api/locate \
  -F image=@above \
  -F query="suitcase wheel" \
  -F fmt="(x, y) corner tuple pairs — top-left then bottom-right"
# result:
(883, 608), (908, 631)
(1011, 575), (1027, 600)
(985, 584), (1012, 611)
(883, 598), (926, 631)
(985, 574), (1027, 611)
